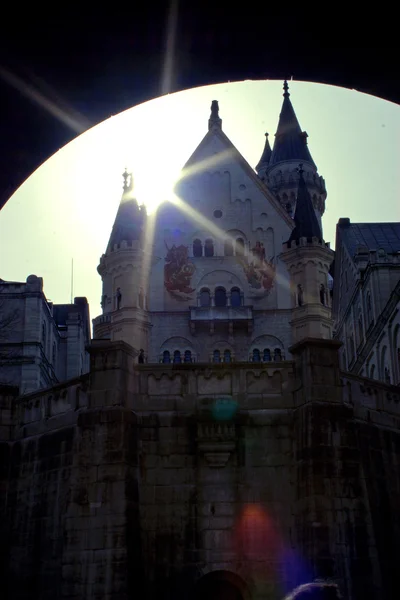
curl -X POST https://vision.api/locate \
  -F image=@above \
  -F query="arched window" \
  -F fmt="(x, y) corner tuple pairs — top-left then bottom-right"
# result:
(297, 284), (304, 306)
(230, 287), (241, 307)
(384, 367), (391, 384)
(204, 239), (214, 257)
(184, 350), (192, 363)
(213, 349), (221, 363)
(370, 364), (376, 379)
(366, 292), (373, 324)
(358, 313), (363, 346)
(263, 348), (271, 362)
(199, 288), (211, 307)
(349, 335), (355, 360)
(138, 289), (144, 309)
(42, 322), (46, 353)
(173, 350), (181, 364)
(162, 350), (171, 364)
(215, 287), (227, 307)
(116, 287), (122, 310)
(252, 348), (261, 362)
(274, 348), (282, 361)
(224, 239), (234, 256)
(235, 238), (245, 256)
(320, 284), (326, 305)
(52, 342), (56, 365)
(223, 349), (231, 363)
(193, 239), (202, 257)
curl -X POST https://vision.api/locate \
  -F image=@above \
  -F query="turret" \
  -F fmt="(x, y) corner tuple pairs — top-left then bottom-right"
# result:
(92, 170), (153, 360)
(257, 81), (327, 231)
(280, 165), (334, 344)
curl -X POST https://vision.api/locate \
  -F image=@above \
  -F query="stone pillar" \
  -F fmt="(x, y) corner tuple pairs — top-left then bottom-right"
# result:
(61, 340), (142, 599)
(290, 338), (378, 599)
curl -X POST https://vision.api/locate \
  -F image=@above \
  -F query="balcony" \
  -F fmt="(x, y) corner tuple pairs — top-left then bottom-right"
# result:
(189, 305), (253, 334)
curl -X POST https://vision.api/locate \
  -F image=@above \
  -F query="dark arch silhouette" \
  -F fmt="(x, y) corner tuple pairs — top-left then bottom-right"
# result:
(194, 570), (249, 600)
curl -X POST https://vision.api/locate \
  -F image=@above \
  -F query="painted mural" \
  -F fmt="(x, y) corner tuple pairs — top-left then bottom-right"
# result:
(164, 243), (196, 301)
(237, 241), (276, 298)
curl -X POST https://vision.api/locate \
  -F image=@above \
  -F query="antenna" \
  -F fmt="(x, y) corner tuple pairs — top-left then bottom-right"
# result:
(70, 258), (74, 304)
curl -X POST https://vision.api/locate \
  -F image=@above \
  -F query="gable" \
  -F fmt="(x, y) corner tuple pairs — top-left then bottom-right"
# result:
(177, 127), (294, 230)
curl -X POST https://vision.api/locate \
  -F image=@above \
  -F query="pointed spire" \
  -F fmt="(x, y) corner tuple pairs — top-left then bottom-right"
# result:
(283, 79), (290, 98)
(106, 170), (146, 252)
(288, 165), (322, 243)
(208, 100), (222, 130)
(269, 81), (316, 167)
(256, 132), (272, 173)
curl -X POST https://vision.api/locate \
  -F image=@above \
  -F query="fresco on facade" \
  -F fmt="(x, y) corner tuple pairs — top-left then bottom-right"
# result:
(164, 243), (196, 300)
(237, 241), (276, 298)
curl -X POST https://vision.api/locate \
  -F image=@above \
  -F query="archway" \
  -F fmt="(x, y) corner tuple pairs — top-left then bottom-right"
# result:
(194, 571), (247, 600)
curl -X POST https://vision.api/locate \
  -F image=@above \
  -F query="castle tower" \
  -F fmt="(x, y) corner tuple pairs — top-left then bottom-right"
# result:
(280, 165), (334, 343)
(256, 81), (327, 232)
(93, 170), (153, 360)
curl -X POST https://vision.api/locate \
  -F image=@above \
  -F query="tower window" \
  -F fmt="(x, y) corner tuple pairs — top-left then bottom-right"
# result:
(263, 348), (271, 362)
(252, 348), (261, 362)
(230, 287), (241, 307)
(223, 349), (231, 363)
(184, 350), (192, 363)
(204, 239), (214, 257)
(213, 349), (221, 363)
(138, 289), (144, 309)
(199, 288), (211, 307)
(235, 238), (245, 256)
(162, 350), (171, 364)
(215, 287), (227, 307)
(173, 350), (181, 364)
(320, 284), (326, 305)
(297, 284), (304, 306)
(224, 239), (234, 256)
(274, 348), (282, 361)
(193, 239), (202, 257)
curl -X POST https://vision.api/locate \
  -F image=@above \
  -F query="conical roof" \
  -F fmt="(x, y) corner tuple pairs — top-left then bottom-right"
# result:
(270, 81), (316, 168)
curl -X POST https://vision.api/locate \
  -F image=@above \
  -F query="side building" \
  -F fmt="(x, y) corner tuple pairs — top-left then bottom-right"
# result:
(332, 218), (400, 385)
(0, 274), (90, 394)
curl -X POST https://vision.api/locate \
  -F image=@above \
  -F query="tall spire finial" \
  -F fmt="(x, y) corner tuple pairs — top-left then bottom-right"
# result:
(123, 168), (133, 192)
(208, 100), (222, 130)
(283, 80), (290, 98)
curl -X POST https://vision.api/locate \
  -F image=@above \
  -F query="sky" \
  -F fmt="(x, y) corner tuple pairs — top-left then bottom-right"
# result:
(0, 79), (399, 321)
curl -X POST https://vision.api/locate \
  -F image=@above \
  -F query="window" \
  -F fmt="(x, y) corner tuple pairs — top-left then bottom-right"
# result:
(173, 350), (181, 364)
(193, 239), (202, 257)
(252, 348), (261, 362)
(52, 342), (56, 364)
(235, 238), (245, 256)
(263, 348), (271, 362)
(358, 313), (363, 346)
(230, 287), (241, 307)
(366, 292), (373, 324)
(214, 209), (222, 218)
(184, 350), (192, 363)
(42, 322), (46, 353)
(223, 349), (231, 363)
(204, 239), (214, 257)
(384, 367), (391, 384)
(138, 289), (144, 309)
(162, 350), (171, 364)
(274, 348), (282, 361)
(215, 287), (227, 307)
(320, 284), (326, 305)
(297, 284), (304, 306)
(224, 239), (234, 256)
(213, 349), (221, 363)
(370, 364), (376, 379)
(199, 288), (211, 307)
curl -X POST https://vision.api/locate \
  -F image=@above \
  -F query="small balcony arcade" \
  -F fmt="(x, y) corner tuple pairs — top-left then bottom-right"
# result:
(189, 286), (253, 335)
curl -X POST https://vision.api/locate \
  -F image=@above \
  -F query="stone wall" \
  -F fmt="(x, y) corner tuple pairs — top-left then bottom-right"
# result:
(1, 340), (400, 599)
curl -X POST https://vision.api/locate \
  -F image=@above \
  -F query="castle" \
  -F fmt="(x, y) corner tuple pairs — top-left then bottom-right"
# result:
(0, 82), (399, 600)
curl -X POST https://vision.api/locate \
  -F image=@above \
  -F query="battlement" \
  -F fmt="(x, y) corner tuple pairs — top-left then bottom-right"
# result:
(282, 236), (331, 251)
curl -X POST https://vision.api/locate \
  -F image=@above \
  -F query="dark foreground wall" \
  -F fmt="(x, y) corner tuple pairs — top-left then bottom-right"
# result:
(1, 340), (400, 600)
